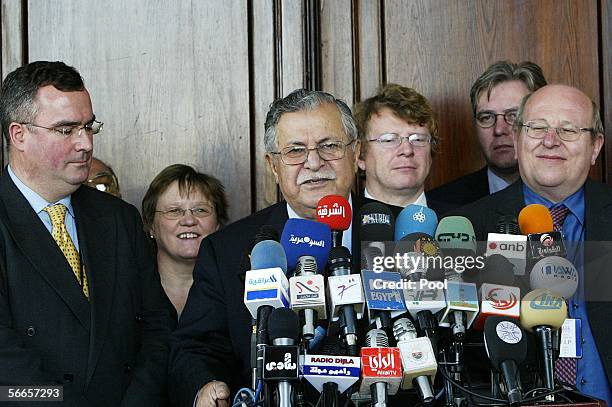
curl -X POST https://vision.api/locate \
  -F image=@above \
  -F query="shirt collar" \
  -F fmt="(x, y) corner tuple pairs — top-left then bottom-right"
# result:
(522, 183), (585, 225)
(8, 164), (75, 217)
(363, 188), (428, 207)
(487, 167), (511, 194)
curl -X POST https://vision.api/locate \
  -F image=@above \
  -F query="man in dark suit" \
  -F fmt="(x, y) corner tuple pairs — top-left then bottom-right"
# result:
(169, 89), (360, 407)
(353, 84), (452, 217)
(428, 61), (547, 209)
(0, 61), (176, 405)
(457, 84), (611, 403)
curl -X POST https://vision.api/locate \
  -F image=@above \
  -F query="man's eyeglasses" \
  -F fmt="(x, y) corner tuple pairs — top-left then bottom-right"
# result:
(368, 133), (431, 149)
(521, 121), (594, 142)
(270, 139), (356, 165)
(155, 206), (214, 220)
(475, 110), (517, 128)
(21, 120), (104, 138)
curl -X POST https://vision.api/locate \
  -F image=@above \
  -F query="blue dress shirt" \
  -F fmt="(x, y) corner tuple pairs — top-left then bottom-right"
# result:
(523, 184), (612, 404)
(7, 165), (80, 250)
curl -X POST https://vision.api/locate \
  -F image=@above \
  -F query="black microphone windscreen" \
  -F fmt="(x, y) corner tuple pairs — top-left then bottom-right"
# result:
(328, 246), (351, 269)
(268, 307), (300, 342)
(484, 316), (527, 370)
(358, 202), (395, 241)
(479, 254), (516, 286)
(254, 225), (279, 244)
(496, 216), (520, 235)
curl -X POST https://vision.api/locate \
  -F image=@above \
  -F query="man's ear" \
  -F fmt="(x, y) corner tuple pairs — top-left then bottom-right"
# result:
(8, 122), (27, 152)
(354, 140), (363, 172)
(265, 153), (280, 184)
(591, 132), (605, 165)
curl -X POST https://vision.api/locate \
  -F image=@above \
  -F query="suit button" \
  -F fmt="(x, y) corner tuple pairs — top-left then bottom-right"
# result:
(26, 326), (36, 337)
(135, 314), (143, 323)
(63, 374), (74, 383)
(124, 363), (132, 373)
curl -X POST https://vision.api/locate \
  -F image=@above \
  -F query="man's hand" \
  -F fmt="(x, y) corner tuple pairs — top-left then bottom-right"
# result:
(195, 381), (230, 407)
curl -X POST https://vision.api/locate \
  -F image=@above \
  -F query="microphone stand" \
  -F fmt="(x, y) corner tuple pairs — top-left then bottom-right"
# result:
(321, 382), (339, 407)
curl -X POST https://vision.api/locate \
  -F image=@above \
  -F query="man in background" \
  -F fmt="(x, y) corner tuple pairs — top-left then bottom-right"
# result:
(84, 156), (122, 197)
(428, 60), (546, 209)
(354, 83), (451, 216)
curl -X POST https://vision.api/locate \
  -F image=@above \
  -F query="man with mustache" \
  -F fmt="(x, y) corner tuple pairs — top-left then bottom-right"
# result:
(0, 61), (175, 405)
(428, 61), (547, 209)
(169, 89), (360, 406)
(457, 84), (611, 404)
(353, 84), (450, 216)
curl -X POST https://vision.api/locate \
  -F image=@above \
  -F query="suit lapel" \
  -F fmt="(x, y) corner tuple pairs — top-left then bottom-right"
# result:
(0, 173), (90, 329)
(71, 187), (117, 386)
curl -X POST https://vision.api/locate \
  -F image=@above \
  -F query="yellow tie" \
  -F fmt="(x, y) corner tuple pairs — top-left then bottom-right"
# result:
(44, 204), (89, 299)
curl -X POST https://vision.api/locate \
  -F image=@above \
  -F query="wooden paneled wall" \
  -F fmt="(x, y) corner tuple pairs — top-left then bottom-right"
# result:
(1, 0), (610, 221)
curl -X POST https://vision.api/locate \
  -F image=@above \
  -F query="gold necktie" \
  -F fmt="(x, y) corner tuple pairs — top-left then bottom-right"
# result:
(44, 204), (89, 299)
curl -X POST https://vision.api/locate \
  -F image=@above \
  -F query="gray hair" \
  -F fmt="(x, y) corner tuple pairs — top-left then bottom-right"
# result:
(514, 91), (605, 139)
(470, 61), (547, 117)
(264, 89), (358, 153)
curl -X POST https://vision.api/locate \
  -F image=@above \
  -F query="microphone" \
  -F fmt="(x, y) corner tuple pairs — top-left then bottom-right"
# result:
(435, 216), (477, 259)
(281, 219), (331, 340)
(435, 217), (479, 337)
(281, 218), (332, 275)
(327, 246), (364, 356)
(392, 318), (437, 404)
(359, 202), (395, 271)
(520, 288), (568, 394)
(301, 354), (361, 394)
(316, 195), (352, 248)
(394, 204), (438, 240)
(518, 204), (566, 262)
(529, 255), (578, 299)
(362, 269), (407, 330)
(486, 215), (527, 278)
(483, 316), (528, 406)
(244, 239), (290, 386)
(359, 329), (402, 407)
(474, 255), (521, 330)
(264, 307), (300, 407)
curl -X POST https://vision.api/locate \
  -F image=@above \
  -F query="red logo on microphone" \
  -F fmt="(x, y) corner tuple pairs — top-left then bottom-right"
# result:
(485, 288), (518, 310)
(488, 242), (497, 249)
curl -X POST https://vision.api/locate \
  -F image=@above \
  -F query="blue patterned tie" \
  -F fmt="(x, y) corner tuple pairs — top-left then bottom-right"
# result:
(550, 205), (576, 385)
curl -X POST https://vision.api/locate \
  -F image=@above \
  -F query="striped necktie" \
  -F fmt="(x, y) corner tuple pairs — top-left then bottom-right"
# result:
(550, 204), (576, 385)
(44, 204), (89, 299)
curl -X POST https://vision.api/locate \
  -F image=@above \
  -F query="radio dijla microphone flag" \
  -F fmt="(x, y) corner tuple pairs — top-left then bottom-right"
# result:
(281, 219), (331, 340)
(520, 289), (568, 394)
(484, 316), (528, 406)
(518, 204), (566, 262)
(316, 195), (352, 248)
(359, 329), (402, 407)
(245, 238), (289, 386)
(263, 307), (300, 407)
(392, 318), (436, 403)
(395, 204), (438, 240)
(302, 355), (361, 393)
(327, 246), (364, 356)
(529, 256), (578, 299)
(486, 216), (527, 277)
(359, 202), (394, 271)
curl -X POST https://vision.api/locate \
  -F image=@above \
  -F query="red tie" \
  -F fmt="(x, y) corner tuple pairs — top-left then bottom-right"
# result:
(550, 205), (577, 385)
